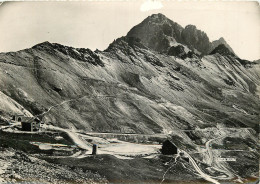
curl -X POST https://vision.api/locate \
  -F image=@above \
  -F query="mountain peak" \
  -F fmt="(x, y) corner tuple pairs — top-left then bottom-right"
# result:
(216, 37), (227, 45)
(105, 36), (148, 52)
(210, 44), (235, 56)
(141, 13), (179, 27)
(185, 24), (197, 29)
(32, 41), (53, 49)
(218, 37), (225, 42)
(211, 37), (236, 56)
(126, 14), (236, 57)
(150, 13), (167, 19)
(126, 14), (184, 53)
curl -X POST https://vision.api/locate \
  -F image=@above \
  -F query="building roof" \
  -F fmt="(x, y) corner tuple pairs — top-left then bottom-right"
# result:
(163, 139), (178, 147)
(22, 117), (40, 123)
(14, 114), (24, 117)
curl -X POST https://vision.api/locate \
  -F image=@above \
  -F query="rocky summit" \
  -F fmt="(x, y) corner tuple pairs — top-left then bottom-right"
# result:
(127, 13), (235, 56)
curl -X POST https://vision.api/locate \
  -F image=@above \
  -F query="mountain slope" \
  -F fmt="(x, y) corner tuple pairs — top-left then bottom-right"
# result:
(0, 14), (259, 134)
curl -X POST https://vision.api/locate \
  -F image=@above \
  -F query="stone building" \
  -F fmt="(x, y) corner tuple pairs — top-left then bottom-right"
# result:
(161, 140), (178, 155)
(21, 117), (41, 131)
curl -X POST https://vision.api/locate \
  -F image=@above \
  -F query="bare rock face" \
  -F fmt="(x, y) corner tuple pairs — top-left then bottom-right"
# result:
(210, 37), (235, 54)
(127, 13), (236, 57)
(210, 44), (235, 56)
(168, 45), (197, 59)
(33, 41), (104, 66)
(181, 25), (211, 55)
(127, 13), (184, 53)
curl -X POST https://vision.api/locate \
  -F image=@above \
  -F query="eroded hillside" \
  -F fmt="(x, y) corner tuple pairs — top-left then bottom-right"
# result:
(0, 14), (259, 134)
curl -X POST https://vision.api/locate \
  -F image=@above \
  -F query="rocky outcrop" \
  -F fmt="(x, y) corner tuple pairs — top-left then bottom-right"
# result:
(0, 148), (107, 183)
(210, 44), (252, 67)
(33, 41), (104, 66)
(181, 25), (211, 55)
(106, 36), (164, 67)
(210, 44), (235, 56)
(210, 37), (235, 54)
(168, 45), (197, 59)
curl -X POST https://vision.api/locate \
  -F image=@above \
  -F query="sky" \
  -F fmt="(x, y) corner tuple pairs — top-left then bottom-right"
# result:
(0, 1), (259, 60)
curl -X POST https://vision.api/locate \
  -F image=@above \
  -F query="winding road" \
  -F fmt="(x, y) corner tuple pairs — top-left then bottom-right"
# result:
(3, 98), (254, 184)
(42, 124), (92, 152)
(182, 150), (220, 184)
(203, 129), (250, 180)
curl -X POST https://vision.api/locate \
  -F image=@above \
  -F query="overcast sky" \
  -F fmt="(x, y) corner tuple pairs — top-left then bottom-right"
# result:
(0, 1), (259, 60)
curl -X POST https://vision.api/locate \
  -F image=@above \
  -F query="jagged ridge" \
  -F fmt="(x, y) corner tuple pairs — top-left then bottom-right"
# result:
(33, 41), (104, 66)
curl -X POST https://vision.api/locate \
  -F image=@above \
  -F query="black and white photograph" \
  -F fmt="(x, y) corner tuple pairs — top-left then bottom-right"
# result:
(0, 1), (259, 183)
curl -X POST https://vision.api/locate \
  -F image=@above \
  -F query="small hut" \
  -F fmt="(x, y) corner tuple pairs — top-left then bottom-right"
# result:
(21, 117), (41, 132)
(161, 140), (178, 155)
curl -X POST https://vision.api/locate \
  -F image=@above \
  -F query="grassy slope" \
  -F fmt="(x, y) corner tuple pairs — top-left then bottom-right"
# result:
(0, 130), (74, 154)
(43, 154), (200, 183)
